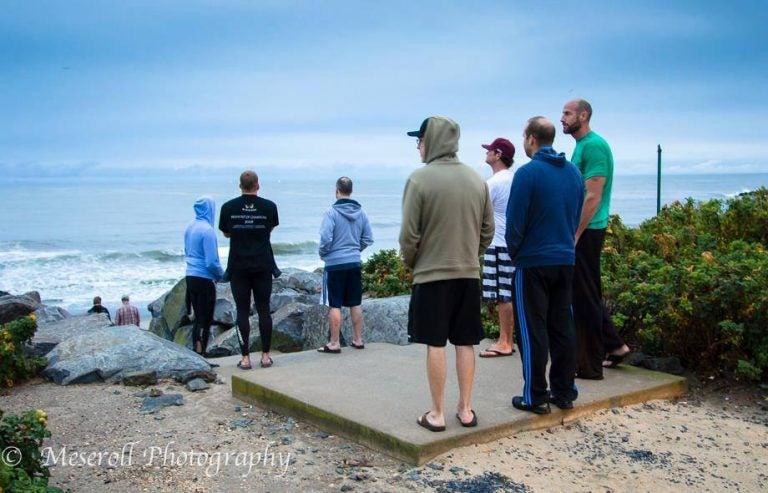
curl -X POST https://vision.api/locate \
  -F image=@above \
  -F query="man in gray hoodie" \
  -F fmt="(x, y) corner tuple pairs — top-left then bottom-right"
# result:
(317, 176), (374, 353)
(401, 116), (494, 431)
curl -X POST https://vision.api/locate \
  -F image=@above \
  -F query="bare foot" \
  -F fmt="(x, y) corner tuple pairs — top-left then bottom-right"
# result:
(479, 344), (515, 357)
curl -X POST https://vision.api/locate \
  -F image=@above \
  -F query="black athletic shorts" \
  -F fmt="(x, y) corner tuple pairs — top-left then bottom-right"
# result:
(322, 265), (363, 308)
(407, 278), (484, 347)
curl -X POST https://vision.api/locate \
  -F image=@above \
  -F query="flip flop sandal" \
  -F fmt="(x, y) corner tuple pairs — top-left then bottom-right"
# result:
(236, 361), (252, 370)
(317, 344), (341, 354)
(456, 410), (478, 427)
(350, 342), (365, 349)
(417, 412), (445, 432)
(479, 348), (515, 358)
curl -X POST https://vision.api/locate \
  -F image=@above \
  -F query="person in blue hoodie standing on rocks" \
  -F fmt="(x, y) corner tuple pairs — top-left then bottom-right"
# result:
(317, 176), (373, 354)
(505, 117), (584, 414)
(184, 196), (225, 357)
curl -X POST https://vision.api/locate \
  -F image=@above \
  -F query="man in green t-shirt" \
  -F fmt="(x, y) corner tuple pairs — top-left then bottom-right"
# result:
(562, 99), (630, 380)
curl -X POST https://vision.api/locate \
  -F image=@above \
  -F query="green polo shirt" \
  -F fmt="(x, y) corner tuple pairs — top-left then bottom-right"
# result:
(571, 131), (613, 229)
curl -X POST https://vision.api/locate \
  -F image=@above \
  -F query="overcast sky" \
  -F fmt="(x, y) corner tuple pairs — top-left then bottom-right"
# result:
(2, 0), (766, 176)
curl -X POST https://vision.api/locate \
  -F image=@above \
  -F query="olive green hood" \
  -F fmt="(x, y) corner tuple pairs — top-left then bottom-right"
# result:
(422, 116), (460, 164)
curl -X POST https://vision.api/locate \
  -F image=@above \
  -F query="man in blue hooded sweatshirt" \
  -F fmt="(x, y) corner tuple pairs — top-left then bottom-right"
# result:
(505, 117), (584, 414)
(184, 196), (225, 357)
(317, 176), (373, 353)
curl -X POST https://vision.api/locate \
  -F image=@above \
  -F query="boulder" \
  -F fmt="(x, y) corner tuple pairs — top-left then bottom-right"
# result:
(185, 378), (210, 392)
(273, 268), (323, 295)
(271, 287), (320, 312)
(148, 278), (189, 340)
(204, 302), (327, 355)
(213, 297), (236, 326)
(143, 270), (409, 355)
(34, 305), (71, 324)
(23, 291), (42, 303)
(122, 370), (159, 386)
(640, 356), (686, 375)
(42, 326), (215, 385)
(177, 369), (218, 384)
(301, 295), (411, 349)
(0, 293), (41, 325)
(147, 269), (325, 355)
(28, 313), (113, 357)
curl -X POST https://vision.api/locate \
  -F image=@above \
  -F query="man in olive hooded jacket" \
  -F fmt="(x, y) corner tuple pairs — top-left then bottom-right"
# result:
(400, 116), (494, 431)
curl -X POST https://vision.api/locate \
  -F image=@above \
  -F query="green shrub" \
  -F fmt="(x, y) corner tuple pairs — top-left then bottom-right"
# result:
(362, 249), (413, 298)
(0, 408), (63, 492)
(363, 249), (500, 339)
(0, 315), (46, 389)
(603, 188), (768, 380)
(481, 303), (501, 340)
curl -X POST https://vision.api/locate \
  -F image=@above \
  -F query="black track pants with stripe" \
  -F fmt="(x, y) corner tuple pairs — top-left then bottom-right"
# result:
(513, 265), (578, 406)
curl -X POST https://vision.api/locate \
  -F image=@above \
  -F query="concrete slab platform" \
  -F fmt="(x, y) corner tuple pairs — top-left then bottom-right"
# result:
(231, 341), (686, 466)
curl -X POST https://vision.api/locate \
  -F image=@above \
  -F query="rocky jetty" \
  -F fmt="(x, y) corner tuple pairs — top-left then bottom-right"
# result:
(147, 268), (410, 355)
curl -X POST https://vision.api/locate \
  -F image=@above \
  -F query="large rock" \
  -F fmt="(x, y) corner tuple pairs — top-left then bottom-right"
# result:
(30, 313), (113, 356)
(148, 278), (189, 340)
(273, 268), (323, 294)
(204, 302), (321, 355)
(146, 270), (408, 355)
(148, 269), (324, 355)
(0, 293), (41, 325)
(301, 295), (410, 349)
(34, 305), (71, 324)
(43, 326), (214, 385)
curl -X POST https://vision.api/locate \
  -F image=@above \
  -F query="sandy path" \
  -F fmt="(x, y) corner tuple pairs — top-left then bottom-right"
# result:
(2, 370), (766, 493)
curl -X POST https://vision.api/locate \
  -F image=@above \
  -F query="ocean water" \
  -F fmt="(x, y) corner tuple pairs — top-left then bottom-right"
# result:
(2, 170), (767, 320)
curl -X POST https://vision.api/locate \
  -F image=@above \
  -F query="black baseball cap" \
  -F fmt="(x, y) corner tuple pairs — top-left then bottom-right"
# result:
(407, 118), (429, 138)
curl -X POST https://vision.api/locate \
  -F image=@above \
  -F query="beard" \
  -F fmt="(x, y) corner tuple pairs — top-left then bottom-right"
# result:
(563, 120), (581, 135)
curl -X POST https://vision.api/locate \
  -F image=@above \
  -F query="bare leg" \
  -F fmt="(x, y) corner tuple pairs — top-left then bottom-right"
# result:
(350, 305), (364, 346)
(455, 345), (476, 423)
(497, 301), (515, 350)
(424, 345), (447, 427)
(323, 307), (342, 351)
(480, 301), (516, 355)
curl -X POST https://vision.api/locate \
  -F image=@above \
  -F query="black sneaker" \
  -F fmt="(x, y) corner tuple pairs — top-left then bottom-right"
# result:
(512, 396), (551, 415)
(548, 393), (574, 410)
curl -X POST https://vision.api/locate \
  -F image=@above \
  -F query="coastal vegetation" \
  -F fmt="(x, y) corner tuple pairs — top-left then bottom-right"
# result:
(0, 315), (61, 492)
(362, 188), (768, 381)
(0, 315), (45, 389)
(603, 188), (768, 381)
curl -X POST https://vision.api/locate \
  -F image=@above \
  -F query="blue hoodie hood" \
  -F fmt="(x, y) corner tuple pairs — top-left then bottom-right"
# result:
(194, 196), (216, 227)
(184, 195), (224, 281)
(318, 198), (374, 266)
(533, 145), (567, 168)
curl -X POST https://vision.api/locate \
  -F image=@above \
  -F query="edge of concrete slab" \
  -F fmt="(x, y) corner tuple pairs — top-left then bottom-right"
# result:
(232, 364), (687, 466)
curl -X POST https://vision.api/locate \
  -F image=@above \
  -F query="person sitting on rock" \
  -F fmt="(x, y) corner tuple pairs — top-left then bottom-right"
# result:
(115, 295), (140, 327)
(87, 296), (111, 322)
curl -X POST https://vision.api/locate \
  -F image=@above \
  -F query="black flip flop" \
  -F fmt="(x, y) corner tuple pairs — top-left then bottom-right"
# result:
(479, 348), (515, 358)
(236, 361), (252, 370)
(260, 357), (274, 368)
(417, 412), (445, 432)
(456, 410), (478, 427)
(350, 342), (365, 349)
(317, 344), (341, 354)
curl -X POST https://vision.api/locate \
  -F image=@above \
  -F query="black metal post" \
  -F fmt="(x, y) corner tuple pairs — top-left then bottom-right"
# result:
(656, 144), (662, 214)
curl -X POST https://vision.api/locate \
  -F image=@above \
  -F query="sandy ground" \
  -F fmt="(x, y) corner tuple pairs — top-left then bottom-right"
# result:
(2, 361), (766, 493)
